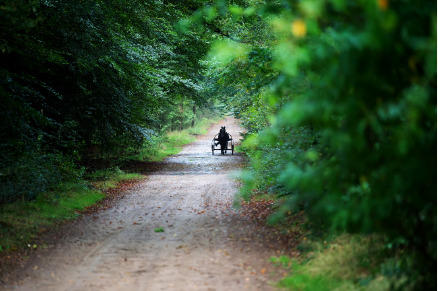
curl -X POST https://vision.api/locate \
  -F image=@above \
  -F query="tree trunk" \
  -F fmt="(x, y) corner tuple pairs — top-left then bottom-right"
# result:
(179, 102), (184, 131)
(191, 104), (196, 127)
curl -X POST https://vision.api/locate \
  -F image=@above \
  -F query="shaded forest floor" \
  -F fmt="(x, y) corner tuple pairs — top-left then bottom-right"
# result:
(1, 118), (302, 291)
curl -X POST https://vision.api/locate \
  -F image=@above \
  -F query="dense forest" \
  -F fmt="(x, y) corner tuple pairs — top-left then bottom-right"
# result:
(1, 0), (436, 290)
(197, 0), (436, 289)
(0, 0), (214, 203)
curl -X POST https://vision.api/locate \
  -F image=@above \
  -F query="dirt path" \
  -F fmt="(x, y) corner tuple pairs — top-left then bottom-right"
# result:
(4, 118), (288, 291)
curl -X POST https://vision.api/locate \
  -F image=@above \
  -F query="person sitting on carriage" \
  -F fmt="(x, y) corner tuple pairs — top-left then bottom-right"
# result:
(214, 126), (230, 154)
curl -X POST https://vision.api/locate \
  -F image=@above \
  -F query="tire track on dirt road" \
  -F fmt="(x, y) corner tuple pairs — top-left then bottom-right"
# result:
(4, 118), (286, 291)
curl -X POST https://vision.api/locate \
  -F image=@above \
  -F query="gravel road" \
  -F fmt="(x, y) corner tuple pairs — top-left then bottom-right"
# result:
(4, 118), (285, 291)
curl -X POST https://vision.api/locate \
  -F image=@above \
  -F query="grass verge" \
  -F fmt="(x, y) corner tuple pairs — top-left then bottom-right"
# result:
(271, 234), (409, 291)
(137, 116), (221, 162)
(86, 167), (143, 190)
(0, 167), (143, 253)
(238, 190), (410, 290)
(0, 182), (103, 252)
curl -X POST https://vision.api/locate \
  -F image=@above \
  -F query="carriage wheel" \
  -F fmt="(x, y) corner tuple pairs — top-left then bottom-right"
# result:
(211, 145), (214, 155)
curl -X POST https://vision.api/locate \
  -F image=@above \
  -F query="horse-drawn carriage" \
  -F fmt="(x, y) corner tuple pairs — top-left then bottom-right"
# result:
(211, 126), (234, 155)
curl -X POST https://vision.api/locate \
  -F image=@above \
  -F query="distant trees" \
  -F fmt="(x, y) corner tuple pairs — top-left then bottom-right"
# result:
(198, 0), (437, 288)
(0, 0), (211, 203)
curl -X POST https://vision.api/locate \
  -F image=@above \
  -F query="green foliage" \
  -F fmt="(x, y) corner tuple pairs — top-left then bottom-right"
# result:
(188, 115), (222, 135)
(0, 151), (84, 204)
(204, 0), (437, 288)
(0, 0), (213, 203)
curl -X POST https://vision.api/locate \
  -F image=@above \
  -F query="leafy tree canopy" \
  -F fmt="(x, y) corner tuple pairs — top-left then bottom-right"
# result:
(194, 0), (436, 288)
(0, 0), (213, 202)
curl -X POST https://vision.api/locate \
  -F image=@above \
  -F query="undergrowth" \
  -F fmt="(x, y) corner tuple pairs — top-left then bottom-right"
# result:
(136, 116), (221, 161)
(0, 182), (104, 252)
(271, 234), (411, 291)
(241, 190), (411, 290)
